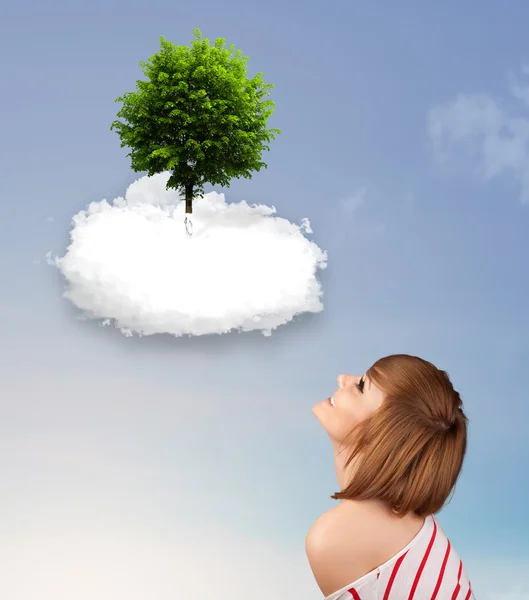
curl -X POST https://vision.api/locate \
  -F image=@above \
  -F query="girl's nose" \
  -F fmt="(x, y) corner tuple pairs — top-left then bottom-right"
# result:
(337, 374), (351, 389)
(337, 374), (362, 389)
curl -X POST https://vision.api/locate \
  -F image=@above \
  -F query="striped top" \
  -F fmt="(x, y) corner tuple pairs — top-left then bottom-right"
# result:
(325, 514), (474, 600)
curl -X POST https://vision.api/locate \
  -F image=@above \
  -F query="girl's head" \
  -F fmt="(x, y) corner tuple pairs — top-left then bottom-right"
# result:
(312, 354), (469, 517)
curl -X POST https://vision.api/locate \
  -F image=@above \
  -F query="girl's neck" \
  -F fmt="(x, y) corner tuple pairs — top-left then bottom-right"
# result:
(332, 440), (353, 490)
(331, 440), (403, 516)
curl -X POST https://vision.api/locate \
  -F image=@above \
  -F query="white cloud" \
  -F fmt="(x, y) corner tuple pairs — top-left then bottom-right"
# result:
(428, 65), (529, 204)
(46, 172), (327, 338)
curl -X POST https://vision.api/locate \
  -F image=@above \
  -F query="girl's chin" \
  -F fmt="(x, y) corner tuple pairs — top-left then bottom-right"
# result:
(312, 399), (334, 421)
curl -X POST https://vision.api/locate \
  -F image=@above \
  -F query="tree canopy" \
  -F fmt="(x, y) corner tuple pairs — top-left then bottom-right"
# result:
(111, 29), (281, 214)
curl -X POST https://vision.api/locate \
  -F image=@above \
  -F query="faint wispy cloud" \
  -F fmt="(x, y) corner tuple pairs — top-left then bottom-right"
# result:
(337, 186), (385, 237)
(341, 186), (367, 216)
(509, 65), (529, 107)
(428, 65), (529, 204)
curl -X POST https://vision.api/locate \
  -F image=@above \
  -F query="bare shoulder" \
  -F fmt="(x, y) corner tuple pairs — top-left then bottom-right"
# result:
(305, 501), (380, 597)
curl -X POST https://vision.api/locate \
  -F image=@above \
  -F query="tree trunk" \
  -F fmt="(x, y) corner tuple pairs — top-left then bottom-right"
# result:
(185, 184), (193, 214)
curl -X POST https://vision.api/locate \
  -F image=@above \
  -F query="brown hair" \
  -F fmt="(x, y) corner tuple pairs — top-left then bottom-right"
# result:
(331, 354), (469, 517)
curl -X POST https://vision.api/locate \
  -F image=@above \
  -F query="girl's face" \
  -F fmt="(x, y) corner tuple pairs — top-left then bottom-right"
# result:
(312, 373), (385, 446)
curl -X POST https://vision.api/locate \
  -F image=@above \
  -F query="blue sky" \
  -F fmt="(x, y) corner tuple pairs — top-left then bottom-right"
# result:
(1, 0), (528, 598)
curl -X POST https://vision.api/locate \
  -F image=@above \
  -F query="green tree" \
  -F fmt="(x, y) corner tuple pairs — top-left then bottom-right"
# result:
(111, 29), (281, 214)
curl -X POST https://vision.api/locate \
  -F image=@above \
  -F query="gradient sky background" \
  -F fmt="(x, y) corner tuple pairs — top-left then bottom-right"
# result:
(1, 0), (529, 598)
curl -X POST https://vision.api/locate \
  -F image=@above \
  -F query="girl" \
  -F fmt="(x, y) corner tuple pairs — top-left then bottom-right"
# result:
(307, 354), (474, 599)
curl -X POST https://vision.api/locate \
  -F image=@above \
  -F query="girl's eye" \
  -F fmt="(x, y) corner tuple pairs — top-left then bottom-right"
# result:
(357, 377), (365, 393)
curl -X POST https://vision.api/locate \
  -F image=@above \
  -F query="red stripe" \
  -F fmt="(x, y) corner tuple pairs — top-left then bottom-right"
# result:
(383, 550), (409, 600)
(450, 560), (463, 600)
(430, 539), (451, 600)
(348, 588), (361, 600)
(464, 580), (473, 600)
(408, 518), (437, 600)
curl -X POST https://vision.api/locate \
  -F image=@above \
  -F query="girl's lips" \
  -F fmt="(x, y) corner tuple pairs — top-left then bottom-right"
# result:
(326, 397), (334, 407)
